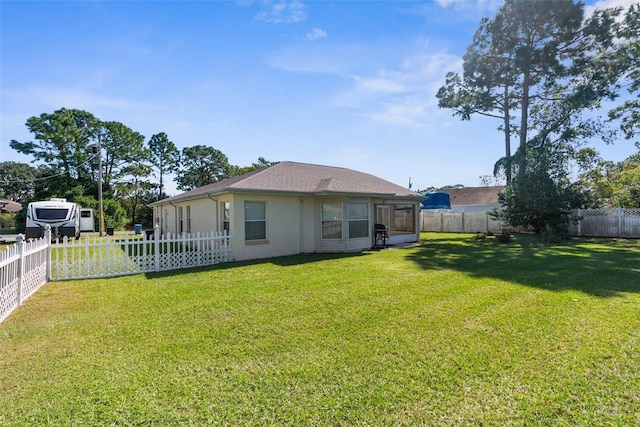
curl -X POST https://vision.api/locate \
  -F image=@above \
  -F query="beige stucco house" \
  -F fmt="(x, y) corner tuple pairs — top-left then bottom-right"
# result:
(150, 161), (423, 261)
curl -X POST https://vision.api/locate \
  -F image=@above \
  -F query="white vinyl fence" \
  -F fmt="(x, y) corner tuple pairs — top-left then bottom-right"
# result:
(50, 227), (233, 280)
(420, 210), (507, 234)
(421, 208), (640, 238)
(569, 208), (640, 238)
(0, 225), (233, 323)
(0, 235), (48, 324)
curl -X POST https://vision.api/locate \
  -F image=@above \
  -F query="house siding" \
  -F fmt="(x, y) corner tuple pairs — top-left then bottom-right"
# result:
(149, 162), (424, 262)
(232, 194), (309, 261)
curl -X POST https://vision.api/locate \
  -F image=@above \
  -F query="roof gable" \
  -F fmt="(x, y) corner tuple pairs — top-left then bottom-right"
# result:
(152, 161), (422, 205)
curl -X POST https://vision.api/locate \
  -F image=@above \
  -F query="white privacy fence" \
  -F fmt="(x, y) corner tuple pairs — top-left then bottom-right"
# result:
(0, 226), (233, 324)
(421, 208), (640, 238)
(569, 208), (640, 238)
(420, 210), (507, 234)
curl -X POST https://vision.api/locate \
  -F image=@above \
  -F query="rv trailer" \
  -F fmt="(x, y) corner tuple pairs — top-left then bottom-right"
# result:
(25, 198), (81, 239)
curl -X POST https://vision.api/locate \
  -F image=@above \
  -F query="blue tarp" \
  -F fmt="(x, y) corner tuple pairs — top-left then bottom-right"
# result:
(420, 192), (451, 210)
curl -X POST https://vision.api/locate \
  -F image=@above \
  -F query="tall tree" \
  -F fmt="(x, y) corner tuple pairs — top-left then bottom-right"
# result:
(9, 108), (100, 186)
(97, 121), (149, 191)
(437, 19), (519, 183)
(608, 4), (640, 140)
(438, 0), (620, 181)
(175, 145), (232, 191)
(114, 162), (155, 225)
(148, 132), (179, 199)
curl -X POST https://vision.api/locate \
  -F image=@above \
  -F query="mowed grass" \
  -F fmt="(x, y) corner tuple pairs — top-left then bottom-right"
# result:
(1, 233), (639, 426)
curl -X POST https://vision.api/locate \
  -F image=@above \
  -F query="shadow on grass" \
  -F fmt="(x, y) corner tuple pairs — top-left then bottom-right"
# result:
(407, 233), (640, 298)
(144, 251), (372, 280)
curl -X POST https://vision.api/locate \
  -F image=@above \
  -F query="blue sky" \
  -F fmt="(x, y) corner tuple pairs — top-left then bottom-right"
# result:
(1, 0), (636, 195)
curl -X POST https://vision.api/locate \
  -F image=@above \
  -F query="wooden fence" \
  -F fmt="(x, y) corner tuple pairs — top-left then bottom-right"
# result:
(420, 208), (640, 238)
(0, 225), (233, 324)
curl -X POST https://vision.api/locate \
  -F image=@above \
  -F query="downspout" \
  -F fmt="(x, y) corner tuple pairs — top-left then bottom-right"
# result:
(207, 194), (219, 233)
(299, 195), (307, 254)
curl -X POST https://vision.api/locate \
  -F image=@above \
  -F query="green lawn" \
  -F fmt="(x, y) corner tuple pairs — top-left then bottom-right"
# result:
(1, 233), (639, 426)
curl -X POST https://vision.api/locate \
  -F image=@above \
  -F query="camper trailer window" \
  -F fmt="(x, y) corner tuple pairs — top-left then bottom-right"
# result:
(81, 210), (92, 218)
(36, 208), (69, 220)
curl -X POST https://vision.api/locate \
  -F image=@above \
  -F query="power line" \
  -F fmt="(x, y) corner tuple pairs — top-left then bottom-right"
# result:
(0, 151), (100, 184)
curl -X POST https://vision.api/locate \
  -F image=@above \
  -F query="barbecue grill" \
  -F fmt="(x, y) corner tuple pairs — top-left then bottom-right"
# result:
(373, 223), (388, 249)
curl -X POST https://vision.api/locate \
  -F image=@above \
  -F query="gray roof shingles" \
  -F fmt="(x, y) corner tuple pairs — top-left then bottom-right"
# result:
(152, 161), (422, 205)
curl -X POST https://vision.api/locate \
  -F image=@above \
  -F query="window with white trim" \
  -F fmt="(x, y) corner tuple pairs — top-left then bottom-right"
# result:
(348, 202), (369, 238)
(322, 202), (342, 239)
(244, 201), (266, 241)
(178, 206), (184, 233)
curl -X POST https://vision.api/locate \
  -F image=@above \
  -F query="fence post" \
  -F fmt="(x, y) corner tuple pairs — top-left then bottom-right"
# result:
(16, 234), (24, 306)
(618, 207), (623, 238)
(576, 209), (582, 237)
(45, 225), (52, 280)
(154, 224), (160, 272)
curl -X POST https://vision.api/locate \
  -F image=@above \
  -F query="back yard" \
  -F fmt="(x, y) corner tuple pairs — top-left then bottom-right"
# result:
(1, 233), (639, 425)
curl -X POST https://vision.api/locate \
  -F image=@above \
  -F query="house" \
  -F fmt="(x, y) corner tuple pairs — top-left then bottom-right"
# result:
(150, 161), (423, 261)
(445, 186), (505, 212)
(0, 200), (22, 214)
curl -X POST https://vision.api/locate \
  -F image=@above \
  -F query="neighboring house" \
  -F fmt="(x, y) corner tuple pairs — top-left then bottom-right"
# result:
(445, 186), (505, 212)
(0, 200), (22, 214)
(150, 161), (423, 261)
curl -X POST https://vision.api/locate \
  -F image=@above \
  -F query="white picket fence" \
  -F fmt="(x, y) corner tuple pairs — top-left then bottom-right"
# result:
(50, 227), (233, 280)
(0, 226), (233, 323)
(0, 235), (49, 324)
(420, 208), (640, 238)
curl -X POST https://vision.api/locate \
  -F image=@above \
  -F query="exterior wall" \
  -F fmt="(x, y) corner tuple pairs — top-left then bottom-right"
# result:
(154, 197), (222, 236)
(154, 194), (421, 262)
(230, 194), (310, 261)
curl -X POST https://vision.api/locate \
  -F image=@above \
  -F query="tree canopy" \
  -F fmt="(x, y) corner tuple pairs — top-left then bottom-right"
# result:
(438, 0), (637, 234)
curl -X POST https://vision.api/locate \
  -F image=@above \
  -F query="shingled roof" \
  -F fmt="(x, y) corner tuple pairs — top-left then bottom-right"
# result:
(0, 200), (22, 213)
(446, 186), (505, 206)
(152, 161), (422, 205)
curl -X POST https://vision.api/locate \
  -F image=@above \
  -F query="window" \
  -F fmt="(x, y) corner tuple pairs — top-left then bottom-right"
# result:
(322, 202), (342, 239)
(244, 201), (266, 241)
(178, 207), (184, 233)
(36, 208), (69, 220)
(222, 202), (230, 233)
(348, 202), (369, 238)
(186, 205), (191, 233)
(393, 204), (415, 233)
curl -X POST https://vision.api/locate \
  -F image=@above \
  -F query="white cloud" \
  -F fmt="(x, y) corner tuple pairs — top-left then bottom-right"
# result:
(434, 0), (502, 12)
(585, 0), (635, 19)
(332, 50), (461, 127)
(306, 27), (327, 41)
(255, 0), (306, 24)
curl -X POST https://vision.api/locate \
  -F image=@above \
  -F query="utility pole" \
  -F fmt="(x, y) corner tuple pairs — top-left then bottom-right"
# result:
(98, 134), (105, 237)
